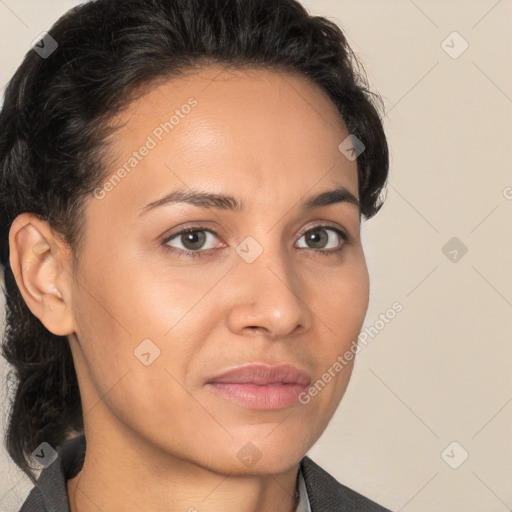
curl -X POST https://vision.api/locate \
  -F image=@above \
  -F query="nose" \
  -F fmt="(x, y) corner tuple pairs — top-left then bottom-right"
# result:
(226, 246), (313, 341)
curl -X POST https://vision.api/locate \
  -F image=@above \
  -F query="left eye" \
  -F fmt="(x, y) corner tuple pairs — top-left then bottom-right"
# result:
(296, 226), (346, 250)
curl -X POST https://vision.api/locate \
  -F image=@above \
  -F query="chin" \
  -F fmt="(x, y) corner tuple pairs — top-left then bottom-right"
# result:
(226, 435), (311, 476)
(212, 453), (303, 477)
(179, 432), (308, 477)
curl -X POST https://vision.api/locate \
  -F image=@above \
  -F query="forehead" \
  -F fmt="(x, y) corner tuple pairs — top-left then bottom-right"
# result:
(96, 66), (358, 216)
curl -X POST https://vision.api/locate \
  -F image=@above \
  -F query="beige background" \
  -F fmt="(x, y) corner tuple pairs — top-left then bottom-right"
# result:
(1, 1), (511, 511)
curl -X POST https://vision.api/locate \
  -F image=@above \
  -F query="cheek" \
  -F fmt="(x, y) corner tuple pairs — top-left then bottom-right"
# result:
(70, 276), (194, 434)
(70, 258), (161, 385)
(322, 257), (369, 337)
(308, 256), (369, 400)
(70, 253), (211, 392)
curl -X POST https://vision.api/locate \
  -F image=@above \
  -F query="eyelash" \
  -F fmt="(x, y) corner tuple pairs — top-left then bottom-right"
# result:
(161, 222), (348, 260)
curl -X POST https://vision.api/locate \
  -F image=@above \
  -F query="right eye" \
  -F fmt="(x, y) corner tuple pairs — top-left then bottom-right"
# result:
(161, 225), (223, 258)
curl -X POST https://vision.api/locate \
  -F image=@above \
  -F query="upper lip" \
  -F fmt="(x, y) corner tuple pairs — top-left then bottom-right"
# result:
(207, 363), (311, 386)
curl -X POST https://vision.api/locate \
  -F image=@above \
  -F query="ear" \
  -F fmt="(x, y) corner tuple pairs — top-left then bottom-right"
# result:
(8, 213), (75, 336)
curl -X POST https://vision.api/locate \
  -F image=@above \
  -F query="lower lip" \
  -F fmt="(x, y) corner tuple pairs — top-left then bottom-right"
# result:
(206, 383), (307, 410)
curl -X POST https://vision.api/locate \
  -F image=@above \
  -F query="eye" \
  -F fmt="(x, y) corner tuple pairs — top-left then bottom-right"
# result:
(161, 222), (348, 259)
(163, 225), (220, 257)
(295, 224), (347, 254)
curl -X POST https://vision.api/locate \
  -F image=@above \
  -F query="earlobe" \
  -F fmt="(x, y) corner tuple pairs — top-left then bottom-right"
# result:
(8, 213), (75, 336)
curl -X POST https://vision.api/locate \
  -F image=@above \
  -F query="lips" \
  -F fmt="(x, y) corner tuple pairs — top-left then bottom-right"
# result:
(206, 363), (311, 410)
(207, 363), (311, 386)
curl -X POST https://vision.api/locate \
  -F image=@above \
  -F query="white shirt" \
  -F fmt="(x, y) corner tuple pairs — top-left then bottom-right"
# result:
(294, 466), (312, 512)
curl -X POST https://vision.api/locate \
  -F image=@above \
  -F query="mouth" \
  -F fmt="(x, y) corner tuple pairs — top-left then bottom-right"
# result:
(205, 363), (311, 410)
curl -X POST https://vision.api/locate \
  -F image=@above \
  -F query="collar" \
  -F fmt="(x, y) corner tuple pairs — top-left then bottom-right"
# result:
(295, 461), (312, 512)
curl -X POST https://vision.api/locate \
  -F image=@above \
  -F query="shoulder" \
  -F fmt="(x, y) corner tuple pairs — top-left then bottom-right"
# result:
(300, 455), (393, 512)
(17, 486), (45, 512)
(17, 434), (86, 512)
(18, 486), (46, 512)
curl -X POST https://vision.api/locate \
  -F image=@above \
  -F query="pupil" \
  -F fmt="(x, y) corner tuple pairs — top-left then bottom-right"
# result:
(182, 230), (206, 250)
(307, 229), (327, 249)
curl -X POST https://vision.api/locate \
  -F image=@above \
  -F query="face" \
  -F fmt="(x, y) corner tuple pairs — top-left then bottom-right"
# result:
(57, 66), (369, 474)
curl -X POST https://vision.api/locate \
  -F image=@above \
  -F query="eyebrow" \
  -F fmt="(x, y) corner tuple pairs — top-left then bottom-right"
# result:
(138, 185), (360, 216)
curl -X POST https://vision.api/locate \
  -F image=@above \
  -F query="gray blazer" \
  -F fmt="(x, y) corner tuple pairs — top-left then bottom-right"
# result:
(19, 434), (393, 511)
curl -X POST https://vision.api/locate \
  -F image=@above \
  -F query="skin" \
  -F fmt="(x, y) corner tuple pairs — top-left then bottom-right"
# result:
(9, 66), (369, 512)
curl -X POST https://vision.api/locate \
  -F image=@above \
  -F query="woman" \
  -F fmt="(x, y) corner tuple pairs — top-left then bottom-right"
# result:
(0, 0), (391, 510)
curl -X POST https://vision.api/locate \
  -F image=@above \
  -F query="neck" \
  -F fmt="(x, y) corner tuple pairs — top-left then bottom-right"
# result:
(66, 431), (302, 512)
